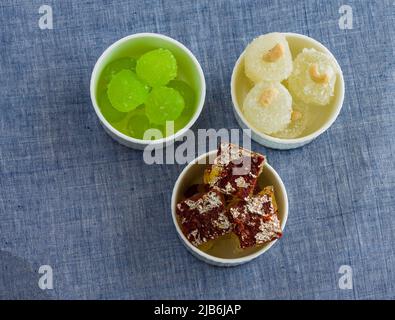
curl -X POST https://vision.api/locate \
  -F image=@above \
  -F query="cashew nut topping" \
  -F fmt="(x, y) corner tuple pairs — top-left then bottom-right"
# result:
(263, 44), (284, 62)
(291, 110), (303, 121)
(259, 87), (279, 107)
(309, 63), (329, 84)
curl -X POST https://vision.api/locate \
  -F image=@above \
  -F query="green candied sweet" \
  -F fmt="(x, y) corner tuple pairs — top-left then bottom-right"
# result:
(168, 80), (196, 132)
(145, 87), (185, 125)
(98, 90), (126, 123)
(168, 80), (195, 110)
(99, 57), (137, 89)
(127, 113), (150, 139)
(107, 69), (149, 112)
(136, 48), (177, 87)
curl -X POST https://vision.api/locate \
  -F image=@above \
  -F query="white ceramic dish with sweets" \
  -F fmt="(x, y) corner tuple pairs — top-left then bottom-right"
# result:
(90, 33), (206, 150)
(171, 146), (288, 267)
(231, 32), (345, 150)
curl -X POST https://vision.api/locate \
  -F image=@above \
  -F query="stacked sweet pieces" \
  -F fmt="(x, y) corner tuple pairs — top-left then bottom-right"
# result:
(176, 143), (282, 250)
(98, 49), (196, 139)
(242, 33), (338, 138)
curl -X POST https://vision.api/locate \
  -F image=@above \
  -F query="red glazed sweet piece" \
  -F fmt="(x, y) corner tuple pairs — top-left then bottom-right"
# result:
(176, 190), (232, 247)
(204, 143), (265, 199)
(229, 186), (282, 248)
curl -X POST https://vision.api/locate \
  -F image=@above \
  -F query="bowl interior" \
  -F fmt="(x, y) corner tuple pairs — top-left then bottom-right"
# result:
(172, 152), (287, 260)
(91, 34), (205, 141)
(232, 33), (344, 139)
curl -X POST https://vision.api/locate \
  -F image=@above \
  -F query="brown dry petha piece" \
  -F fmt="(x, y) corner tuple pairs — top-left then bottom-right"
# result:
(204, 143), (265, 200)
(176, 190), (232, 247)
(228, 186), (282, 249)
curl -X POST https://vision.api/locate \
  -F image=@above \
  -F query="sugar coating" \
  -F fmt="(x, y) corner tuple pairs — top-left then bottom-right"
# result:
(254, 215), (282, 244)
(272, 101), (309, 139)
(244, 33), (293, 82)
(176, 190), (231, 247)
(243, 81), (292, 135)
(288, 48), (337, 106)
(229, 186), (282, 248)
(203, 143), (265, 199)
(107, 69), (149, 112)
(145, 86), (185, 125)
(136, 48), (177, 87)
(100, 57), (137, 86)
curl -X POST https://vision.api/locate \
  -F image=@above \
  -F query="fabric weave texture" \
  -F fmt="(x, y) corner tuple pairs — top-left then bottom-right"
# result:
(0, 0), (394, 299)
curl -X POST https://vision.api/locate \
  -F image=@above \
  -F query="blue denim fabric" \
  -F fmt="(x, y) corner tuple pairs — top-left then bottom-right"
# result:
(0, 0), (394, 299)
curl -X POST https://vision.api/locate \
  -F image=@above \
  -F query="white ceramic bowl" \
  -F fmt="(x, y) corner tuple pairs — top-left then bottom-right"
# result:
(171, 150), (288, 267)
(231, 32), (345, 150)
(90, 33), (206, 150)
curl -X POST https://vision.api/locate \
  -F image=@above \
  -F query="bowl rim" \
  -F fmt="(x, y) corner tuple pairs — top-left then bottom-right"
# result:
(231, 32), (345, 145)
(171, 149), (289, 265)
(90, 32), (206, 146)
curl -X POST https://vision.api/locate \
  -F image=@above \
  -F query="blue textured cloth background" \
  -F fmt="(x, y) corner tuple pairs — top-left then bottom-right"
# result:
(0, 0), (394, 299)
